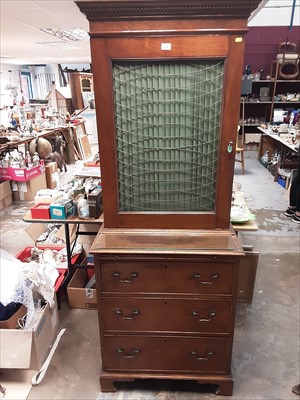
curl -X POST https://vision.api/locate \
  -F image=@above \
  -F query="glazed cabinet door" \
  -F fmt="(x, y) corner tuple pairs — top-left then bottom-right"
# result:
(90, 35), (245, 229)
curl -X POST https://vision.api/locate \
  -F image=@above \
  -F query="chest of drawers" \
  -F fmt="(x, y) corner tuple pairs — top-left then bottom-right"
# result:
(91, 228), (243, 395)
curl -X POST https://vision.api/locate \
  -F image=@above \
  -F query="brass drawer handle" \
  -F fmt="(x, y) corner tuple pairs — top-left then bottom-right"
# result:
(193, 273), (220, 285)
(115, 309), (140, 320)
(117, 348), (141, 359)
(113, 271), (138, 283)
(191, 311), (216, 322)
(191, 350), (214, 361)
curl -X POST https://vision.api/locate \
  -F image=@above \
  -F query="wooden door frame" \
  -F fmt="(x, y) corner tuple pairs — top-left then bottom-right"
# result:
(91, 34), (244, 229)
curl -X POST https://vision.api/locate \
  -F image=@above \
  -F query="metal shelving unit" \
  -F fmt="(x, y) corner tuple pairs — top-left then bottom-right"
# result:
(240, 78), (300, 146)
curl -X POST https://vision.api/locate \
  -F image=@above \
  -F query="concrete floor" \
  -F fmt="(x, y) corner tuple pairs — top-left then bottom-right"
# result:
(0, 151), (299, 400)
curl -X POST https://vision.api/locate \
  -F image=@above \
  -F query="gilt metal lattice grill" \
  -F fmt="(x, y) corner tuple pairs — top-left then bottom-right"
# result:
(112, 60), (224, 212)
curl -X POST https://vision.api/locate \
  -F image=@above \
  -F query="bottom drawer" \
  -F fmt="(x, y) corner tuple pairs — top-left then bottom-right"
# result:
(103, 336), (230, 374)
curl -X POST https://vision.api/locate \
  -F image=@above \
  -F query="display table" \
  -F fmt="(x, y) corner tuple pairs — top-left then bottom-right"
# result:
(23, 211), (103, 275)
(230, 189), (258, 234)
(231, 219), (258, 233)
(0, 127), (68, 152)
(258, 126), (299, 153)
(257, 127), (299, 180)
(75, 167), (101, 178)
(0, 124), (87, 165)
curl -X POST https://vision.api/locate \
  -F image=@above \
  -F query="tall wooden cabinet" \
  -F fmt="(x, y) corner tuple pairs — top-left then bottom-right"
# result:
(76, 0), (260, 395)
(69, 72), (94, 110)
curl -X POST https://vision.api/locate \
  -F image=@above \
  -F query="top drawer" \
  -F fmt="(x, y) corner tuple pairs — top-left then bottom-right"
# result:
(100, 261), (234, 295)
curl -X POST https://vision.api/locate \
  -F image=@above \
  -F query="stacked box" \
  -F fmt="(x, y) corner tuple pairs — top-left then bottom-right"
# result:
(45, 162), (59, 189)
(0, 181), (13, 210)
(49, 198), (74, 219)
(278, 175), (287, 189)
(67, 267), (97, 309)
(34, 188), (63, 204)
(16, 247), (66, 291)
(16, 246), (81, 289)
(30, 203), (51, 219)
(12, 173), (47, 201)
(0, 305), (27, 329)
(88, 187), (102, 218)
(0, 297), (59, 370)
(0, 163), (45, 182)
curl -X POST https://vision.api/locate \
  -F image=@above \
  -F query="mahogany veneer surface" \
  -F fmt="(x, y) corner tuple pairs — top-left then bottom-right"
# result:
(91, 228), (243, 394)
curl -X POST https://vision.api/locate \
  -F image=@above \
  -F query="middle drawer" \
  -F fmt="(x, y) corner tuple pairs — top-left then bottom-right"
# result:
(102, 298), (232, 335)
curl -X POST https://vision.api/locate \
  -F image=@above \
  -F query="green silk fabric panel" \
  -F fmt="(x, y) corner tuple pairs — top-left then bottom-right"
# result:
(112, 60), (224, 212)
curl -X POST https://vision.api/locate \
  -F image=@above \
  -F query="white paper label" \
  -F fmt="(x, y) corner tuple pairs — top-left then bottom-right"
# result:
(52, 172), (59, 183)
(161, 43), (172, 51)
(11, 181), (18, 191)
(19, 182), (27, 193)
(86, 288), (94, 299)
(53, 209), (63, 216)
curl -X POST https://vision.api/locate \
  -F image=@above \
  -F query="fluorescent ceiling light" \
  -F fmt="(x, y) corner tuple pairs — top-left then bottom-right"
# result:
(37, 42), (78, 49)
(40, 27), (89, 41)
(5, 85), (18, 90)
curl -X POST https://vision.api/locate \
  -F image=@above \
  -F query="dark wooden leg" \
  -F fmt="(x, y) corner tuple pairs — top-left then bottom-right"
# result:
(100, 373), (234, 395)
(99, 376), (117, 392)
(215, 379), (234, 396)
(100, 375), (136, 392)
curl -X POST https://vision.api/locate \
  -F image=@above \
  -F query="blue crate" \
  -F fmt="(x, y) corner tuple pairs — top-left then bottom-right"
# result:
(278, 175), (287, 189)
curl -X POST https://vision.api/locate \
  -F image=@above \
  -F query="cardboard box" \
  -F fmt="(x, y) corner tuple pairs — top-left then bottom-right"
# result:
(83, 161), (100, 168)
(278, 175), (288, 189)
(30, 203), (51, 219)
(0, 304), (27, 329)
(0, 163), (45, 182)
(49, 198), (74, 219)
(45, 162), (59, 189)
(67, 268), (97, 309)
(34, 188), (63, 204)
(0, 180), (13, 210)
(245, 133), (261, 144)
(0, 297), (59, 369)
(88, 187), (102, 218)
(25, 223), (77, 248)
(16, 245), (80, 280)
(16, 246), (67, 290)
(11, 172), (47, 201)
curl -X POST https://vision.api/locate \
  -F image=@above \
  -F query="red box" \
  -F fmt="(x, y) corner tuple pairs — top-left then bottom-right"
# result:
(16, 246), (80, 292)
(83, 162), (100, 168)
(0, 163), (45, 182)
(30, 203), (51, 219)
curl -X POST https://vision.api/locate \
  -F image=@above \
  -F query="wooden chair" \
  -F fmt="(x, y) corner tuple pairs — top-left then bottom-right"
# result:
(235, 125), (245, 174)
(270, 42), (300, 80)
